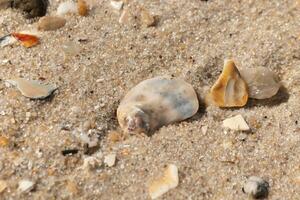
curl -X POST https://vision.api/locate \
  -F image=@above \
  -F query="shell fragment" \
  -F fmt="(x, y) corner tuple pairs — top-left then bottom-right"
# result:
(222, 114), (250, 131)
(6, 78), (57, 99)
(207, 59), (248, 107)
(148, 164), (179, 199)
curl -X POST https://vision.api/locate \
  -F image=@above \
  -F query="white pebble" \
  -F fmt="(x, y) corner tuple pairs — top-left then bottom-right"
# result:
(243, 176), (269, 199)
(57, 1), (78, 16)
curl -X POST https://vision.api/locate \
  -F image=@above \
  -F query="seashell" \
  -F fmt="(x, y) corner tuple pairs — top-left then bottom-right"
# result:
(140, 8), (155, 27)
(239, 67), (280, 99)
(37, 16), (66, 31)
(78, 0), (88, 16)
(110, 0), (123, 10)
(117, 76), (199, 134)
(11, 32), (39, 48)
(207, 59), (248, 107)
(222, 114), (250, 131)
(57, 1), (77, 16)
(148, 164), (179, 199)
(0, 34), (17, 47)
(6, 78), (57, 99)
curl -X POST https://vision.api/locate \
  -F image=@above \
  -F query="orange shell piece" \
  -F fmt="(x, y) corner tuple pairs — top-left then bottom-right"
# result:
(11, 32), (39, 48)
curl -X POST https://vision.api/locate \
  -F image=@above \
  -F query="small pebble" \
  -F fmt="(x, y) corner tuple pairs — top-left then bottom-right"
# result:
(0, 180), (7, 193)
(6, 78), (57, 99)
(110, 0), (123, 10)
(18, 180), (35, 193)
(148, 164), (179, 199)
(243, 176), (269, 199)
(104, 153), (116, 167)
(223, 114), (250, 131)
(82, 156), (101, 170)
(201, 125), (208, 135)
(37, 16), (66, 31)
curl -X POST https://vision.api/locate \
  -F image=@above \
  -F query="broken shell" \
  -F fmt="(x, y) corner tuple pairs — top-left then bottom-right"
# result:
(104, 153), (116, 167)
(117, 76), (199, 134)
(57, 1), (77, 16)
(6, 78), (57, 99)
(11, 32), (39, 48)
(140, 8), (155, 27)
(78, 0), (88, 16)
(223, 114), (250, 131)
(37, 16), (66, 31)
(207, 59), (248, 107)
(110, 0), (123, 10)
(148, 164), (179, 199)
(0, 34), (17, 47)
(243, 176), (269, 199)
(239, 67), (280, 99)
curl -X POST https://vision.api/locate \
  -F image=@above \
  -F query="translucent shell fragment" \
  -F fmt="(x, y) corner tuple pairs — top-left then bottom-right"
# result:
(11, 33), (39, 48)
(207, 59), (248, 107)
(148, 164), (179, 199)
(239, 67), (280, 99)
(117, 76), (199, 134)
(6, 78), (57, 99)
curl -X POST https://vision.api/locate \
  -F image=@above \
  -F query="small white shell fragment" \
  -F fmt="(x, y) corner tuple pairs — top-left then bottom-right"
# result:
(222, 114), (250, 131)
(57, 1), (78, 15)
(243, 176), (269, 199)
(0, 35), (17, 47)
(117, 76), (199, 134)
(18, 180), (35, 193)
(148, 164), (179, 199)
(239, 67), (280, 99)
(201, 125), (208, 135)
(104, 153), (116, 167)
(0, 180), (7, 193)
(110, 0), (123, 10)
(6, 78), (57, 99)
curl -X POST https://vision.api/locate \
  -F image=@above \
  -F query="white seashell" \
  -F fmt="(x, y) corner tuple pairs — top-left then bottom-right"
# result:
(104, 153), (116, 167)
(110, 0), (123, 10)
(223, 114), (250, 131)
(57, 1), (78, 16)
(117, 76), (199, 134)
(0, 35), (17, 48)
(239, 67), (280, 99)
(148, 164), (179, 199)
(18, 180), (35, 193)
(6, 78), (57, 99)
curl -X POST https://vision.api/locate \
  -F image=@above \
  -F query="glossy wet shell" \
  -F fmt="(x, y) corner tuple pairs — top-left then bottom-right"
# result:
(117, 76), (199, 134)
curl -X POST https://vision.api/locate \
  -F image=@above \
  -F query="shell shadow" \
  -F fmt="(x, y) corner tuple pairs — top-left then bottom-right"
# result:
(245, 86), (289, 108)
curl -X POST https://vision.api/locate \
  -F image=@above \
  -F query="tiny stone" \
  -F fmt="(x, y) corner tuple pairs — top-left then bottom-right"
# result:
(18, 180), (35, 193)
(243, 176), (269, 199)
(0, 180), (7, 193)
(82, 156), (101, 170)
(201, 125), (208, 135)
(237, 133), (248, 141)
(104, 153), (116, 167)
(223, 114), (250, 131)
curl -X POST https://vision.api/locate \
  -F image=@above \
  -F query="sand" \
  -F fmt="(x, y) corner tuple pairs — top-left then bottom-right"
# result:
(0, 0), (299, 199)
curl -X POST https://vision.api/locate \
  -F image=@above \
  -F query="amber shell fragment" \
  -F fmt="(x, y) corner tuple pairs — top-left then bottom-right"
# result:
(11, 33), (39, 48)
(207, 59), (248, 107)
